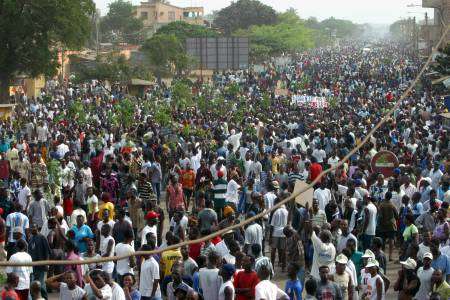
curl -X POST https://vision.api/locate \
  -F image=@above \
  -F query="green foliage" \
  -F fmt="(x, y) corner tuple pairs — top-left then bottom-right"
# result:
(261, 92), (271, 110)
(319, 17), (363, 39)
(72, 52), (151, 89)
(214, 0), (277, 35)
(0, 0), (95, 102)
(100, 0), (144, 44)
(115, 98), (135, 128)
(433, 43), (450, 76)
(47, 159), (62, 187)
(156, 21), (219, 40)
(154, 103), (173, 127)
(236, 10), (314, 60)
(68, 100), (87, 125)
(304, 16), (362, 46)
(171, 80), (193, 110)
(142, 34), (189, 78)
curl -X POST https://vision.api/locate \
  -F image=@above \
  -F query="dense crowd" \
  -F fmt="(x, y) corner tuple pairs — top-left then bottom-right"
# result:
(0, 41), (449, 300)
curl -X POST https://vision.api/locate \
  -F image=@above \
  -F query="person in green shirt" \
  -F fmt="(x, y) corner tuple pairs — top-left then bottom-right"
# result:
(347, 238), (363, 284)
(403, 214), (419, 242)
(431, 269), (450, 299)
(213, 171), (227, 220)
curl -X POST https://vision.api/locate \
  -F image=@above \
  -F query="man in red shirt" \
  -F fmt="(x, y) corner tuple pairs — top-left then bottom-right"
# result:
(234, 255), (260, 300)
(1, 273), (19, 300)
(309, 157), (323, 183)
(0, 155), (9, 182)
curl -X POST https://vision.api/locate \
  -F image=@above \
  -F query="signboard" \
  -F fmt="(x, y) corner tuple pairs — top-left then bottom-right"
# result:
(292, 95), (328, 108)
(186, 37), (249, 70)
(370, 150), (399, 177)
(294, 180), (314, 207)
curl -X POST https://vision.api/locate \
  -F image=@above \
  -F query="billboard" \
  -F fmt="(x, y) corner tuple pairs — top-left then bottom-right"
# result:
(186, 37), (249, 70)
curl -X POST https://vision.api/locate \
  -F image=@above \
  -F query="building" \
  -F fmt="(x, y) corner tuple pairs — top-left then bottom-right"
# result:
(422, 0), (450, 53)
(134, 0), (204, 34)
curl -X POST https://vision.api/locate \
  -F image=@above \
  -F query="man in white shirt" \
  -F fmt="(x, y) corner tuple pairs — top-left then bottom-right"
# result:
(270, 200), (288, 271)
(225, 173), (240, 207)
(141, 212), (158, 246)
(312, 147), (327, 164)
(115, 230), (135, 283)
(139, 243), (161, 300)
(17, 179), (31, 211)
(255, 265), (289, 300)
(313, 183), (332, 211)
(244, 211), (263, 254)
(5, 239), (32, 298)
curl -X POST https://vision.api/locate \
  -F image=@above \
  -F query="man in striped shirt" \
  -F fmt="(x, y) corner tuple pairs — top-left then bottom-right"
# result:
(213, 171), (227, 221)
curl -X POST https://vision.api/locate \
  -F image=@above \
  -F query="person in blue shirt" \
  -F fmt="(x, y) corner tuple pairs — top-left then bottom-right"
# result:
(431, 243), (450, 282)
(285, 262), (303, 300)
(71, 214), (94, 253)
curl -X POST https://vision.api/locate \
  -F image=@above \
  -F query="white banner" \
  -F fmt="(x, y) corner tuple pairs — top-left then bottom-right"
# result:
(292, 95), (328, 108)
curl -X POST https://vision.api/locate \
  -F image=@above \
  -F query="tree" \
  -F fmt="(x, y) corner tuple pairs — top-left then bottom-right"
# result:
(235, 10), (314, 61)
(156, 21), (219, 40)
(171, 80), (193, 110)
(141, 34), (191, 79)
(433, 43), (450, 76)
(71, 52), (152, 93)
(100, 0), (144, 44)
(0, 0), (95, 103)
(214, 0), (277, 35)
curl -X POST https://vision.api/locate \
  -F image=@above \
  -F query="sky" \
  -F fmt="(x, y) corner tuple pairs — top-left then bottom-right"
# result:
(95, 0), (434, 24)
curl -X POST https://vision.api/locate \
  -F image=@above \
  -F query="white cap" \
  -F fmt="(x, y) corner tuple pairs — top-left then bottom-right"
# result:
(423, 252), (433, 260)
(362, 249), (375, 259)
(335, 254), (348, 264)
(400, 257), (417, 270)
(365, 258), (379, 268)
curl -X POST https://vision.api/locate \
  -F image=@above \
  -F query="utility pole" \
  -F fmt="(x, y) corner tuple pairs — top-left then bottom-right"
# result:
(425, 12), (431, 55)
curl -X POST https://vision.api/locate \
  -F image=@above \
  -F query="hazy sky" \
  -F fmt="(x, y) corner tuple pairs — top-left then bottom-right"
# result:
(95, 0), (434, 24)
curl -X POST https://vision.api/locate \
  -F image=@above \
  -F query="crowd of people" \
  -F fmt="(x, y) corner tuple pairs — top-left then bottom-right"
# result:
(0, 40), (449, 300)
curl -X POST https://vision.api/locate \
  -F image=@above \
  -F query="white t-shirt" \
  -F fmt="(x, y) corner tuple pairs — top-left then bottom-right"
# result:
(87, 195), (99, 213)
(84, 283), (112, 300)
(225, 179), (240, 205)
(100, 235), (115, 274)
(17, 186), (31, 210)
(416, 267), (434, 300)
(141, 225), (157, 246)
(311, 231), (336, 280)
(97, 220), (116, 234)
(111, 283), (125, 300)
(312, 148), (327, 163)
(364, 203), (377, 236)
(264, 192), (277, 211)
(59, 282), (85, 300)
(255, 280), (288, 300)
(139, 257), (161, 298)
(115, 243), (135, 275)
(199, 268), (222, 300)
(57, 143), (70, 158)
(366, 274), (385, 300)
(314, 188), (331, 211)
(270, 206), (288, 237)
(5, 252), (33, 290)
(244, 223), (263, 249)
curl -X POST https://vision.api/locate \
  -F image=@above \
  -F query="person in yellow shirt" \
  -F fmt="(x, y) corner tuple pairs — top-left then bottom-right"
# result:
(160, 236), (182, 278)
(98, 193), (115, 221)
(431, 269), (450, 299)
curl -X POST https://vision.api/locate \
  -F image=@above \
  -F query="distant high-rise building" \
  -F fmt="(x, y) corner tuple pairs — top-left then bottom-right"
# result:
(134, 0), (204, 34)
